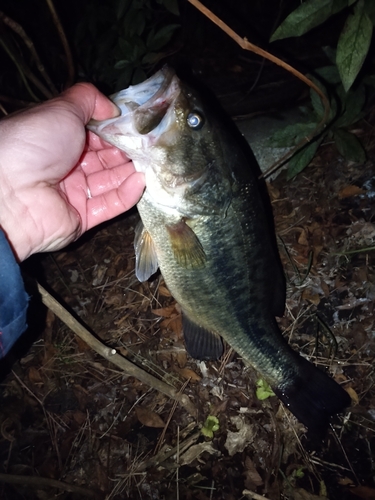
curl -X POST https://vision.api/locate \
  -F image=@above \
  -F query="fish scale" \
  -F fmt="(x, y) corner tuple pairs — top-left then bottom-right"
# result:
(88, 66), (351, 436)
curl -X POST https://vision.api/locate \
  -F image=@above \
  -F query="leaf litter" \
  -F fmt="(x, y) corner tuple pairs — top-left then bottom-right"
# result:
(1, 125), (375, 499)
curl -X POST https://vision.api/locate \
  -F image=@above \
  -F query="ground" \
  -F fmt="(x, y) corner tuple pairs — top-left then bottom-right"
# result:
(1, 114), (375, 500)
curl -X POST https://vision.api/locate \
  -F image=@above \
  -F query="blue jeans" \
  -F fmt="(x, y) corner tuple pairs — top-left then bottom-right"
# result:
(0, 230), (28, 357)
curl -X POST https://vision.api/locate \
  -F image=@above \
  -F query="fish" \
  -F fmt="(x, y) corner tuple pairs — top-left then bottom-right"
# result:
(88, 66), (350, 435)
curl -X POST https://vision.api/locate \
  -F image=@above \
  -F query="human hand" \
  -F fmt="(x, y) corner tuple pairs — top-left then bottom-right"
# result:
(0, 83), (145, 262)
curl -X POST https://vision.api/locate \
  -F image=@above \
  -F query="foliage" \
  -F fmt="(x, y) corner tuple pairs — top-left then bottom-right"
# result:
(0, 0), (180, 105)
(270, 0), (373, 178)
(256, 378), (275, 400)
(75, 0), (180, 91)
(201, 415), (220, 439)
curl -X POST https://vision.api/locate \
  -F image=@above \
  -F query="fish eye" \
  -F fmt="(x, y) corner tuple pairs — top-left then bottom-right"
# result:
(187, 112), (204, 130)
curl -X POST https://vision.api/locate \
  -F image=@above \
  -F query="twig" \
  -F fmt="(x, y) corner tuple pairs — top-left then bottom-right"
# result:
(0, 94), (32, 108)
(155, 380), (189, 454)
(243, 490), (271, 500)
(187, 0), (330, 179)
(0, 10), (58, 96)
(37, 283), (197, 417)
(0, 473), (102, 498)
(44, 0), (74, 88)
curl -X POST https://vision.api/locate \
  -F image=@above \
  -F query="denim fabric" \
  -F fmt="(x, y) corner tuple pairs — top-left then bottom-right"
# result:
(0, 229), (29, 357)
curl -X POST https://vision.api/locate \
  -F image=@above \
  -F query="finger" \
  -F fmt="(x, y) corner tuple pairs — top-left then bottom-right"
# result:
(80, 149), (131, 176)
(86, 162), (137, 196)
(61, 83), (120, 124)
(86, 172), (145, 229)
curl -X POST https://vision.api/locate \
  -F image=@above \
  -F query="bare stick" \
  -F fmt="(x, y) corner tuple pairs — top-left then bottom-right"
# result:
(45, 0), (75, 88)
(243, 490), (271, 500)
(187, 0), (330, 179)
(0, 10), (58, 96)
(37, 283), (197, 417)
(0, 473), (102, 498)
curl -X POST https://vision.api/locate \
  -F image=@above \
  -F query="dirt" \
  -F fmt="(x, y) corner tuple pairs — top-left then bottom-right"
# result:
(1, 118), (375, 500)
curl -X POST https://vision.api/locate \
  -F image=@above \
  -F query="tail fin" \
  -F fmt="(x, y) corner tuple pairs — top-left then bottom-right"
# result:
(273, 355), (351, 437)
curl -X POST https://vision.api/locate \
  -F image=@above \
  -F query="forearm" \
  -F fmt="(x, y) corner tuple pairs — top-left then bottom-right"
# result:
(0, 227), (29, 357)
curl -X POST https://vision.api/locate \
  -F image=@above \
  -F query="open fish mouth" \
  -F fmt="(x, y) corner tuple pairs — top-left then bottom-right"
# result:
(88, 66), (181, 148)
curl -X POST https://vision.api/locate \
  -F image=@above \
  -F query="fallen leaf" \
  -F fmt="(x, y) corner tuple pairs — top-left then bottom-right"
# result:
(301, 288), (320, 306)
(224, 416), (255, 456)
(348, 486), (375, 499)
(346, 386), (359, 405)
(135, 406), (165, 428)
(298, 229), (309, 246)
(28, 366), (43, 384)
(338, 185), (364, 199)
(243, 456), (263, 489)
(176, 367), (202, 382)
(291, 487), (328, 500)
(152, 305), (177, 318)
(158, 285), (171, 297)
(179, 442), (220, 466)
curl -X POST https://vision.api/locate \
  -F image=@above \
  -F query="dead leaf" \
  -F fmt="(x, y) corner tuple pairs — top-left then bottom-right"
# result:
(158, 285), (171, 297)
(348, 486), (375, 500)
(176, 367), (202, 382)
(135, 407), (165, 428)
(301, 288), (320, 306)
(179, 442), (220, 466)
(291, 488), (328, 500)
(152, 305), (177, 318)
(28, 366), (43, 384)
(243, 456), (263, 489)
(346, 386), (359, 405)
(338, 185), (364, 199)
(298, 229), (309, 246)
(224, 416), (255, 456)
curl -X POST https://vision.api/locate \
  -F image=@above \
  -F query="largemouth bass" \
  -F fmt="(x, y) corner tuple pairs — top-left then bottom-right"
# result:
(88, 66), (350, 435)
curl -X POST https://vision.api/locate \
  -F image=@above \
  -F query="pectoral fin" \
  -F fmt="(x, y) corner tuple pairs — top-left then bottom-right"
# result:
(166, 219), (206, 269)
(182, 314), (223, 360)
(134, 221), (159, 282)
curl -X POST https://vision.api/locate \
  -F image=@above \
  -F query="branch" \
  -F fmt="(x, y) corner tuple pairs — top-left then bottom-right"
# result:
(37, 284), (197, 417)
(0, 10), (58, 96)
(45, 0), (75, 88)
(187, 0), (331, 179)
(0, 473), (102, 499)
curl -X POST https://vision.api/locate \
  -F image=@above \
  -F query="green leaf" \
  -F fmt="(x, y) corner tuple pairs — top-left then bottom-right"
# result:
(201, 416), (220, 439)
(364, 0), (375, 24)
(114, 59), (130, 69)
(142, 51), (161, 65)
(335, 83), (366, 127)
(287, 137), (324, 180)
(336, 0), (373, 91)
(256, 379), (275, 400)
(116, 0), (131, 20)
(315, 65), (342, 85)
(322, 45), (337, 64)
(160, 0), (180, 16)
(147, 23), (180, 51)
(309, 78), (330, 119)
(270, 0), (349, 41)
(334, 129), (366, 162)
(268, 122), (318, 147)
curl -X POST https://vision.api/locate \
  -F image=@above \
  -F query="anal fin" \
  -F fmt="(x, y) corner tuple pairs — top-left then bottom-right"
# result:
(182, 314), (223, 360)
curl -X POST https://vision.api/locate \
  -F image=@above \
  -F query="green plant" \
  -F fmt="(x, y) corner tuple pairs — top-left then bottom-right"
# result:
(256, 378), (275, 400)
(75, 0), (180, 91)
(201, 415), (220, 439)
(269, 0), (374, 178)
